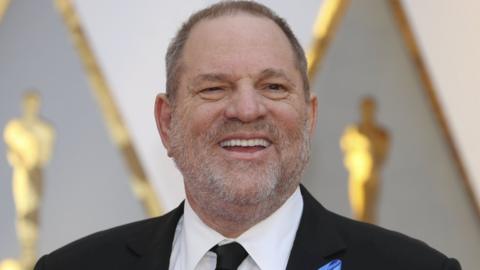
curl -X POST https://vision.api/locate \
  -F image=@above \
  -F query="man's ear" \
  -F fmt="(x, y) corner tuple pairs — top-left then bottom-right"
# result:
(307, 94), (318, 136)
(154, 94), (173, 157)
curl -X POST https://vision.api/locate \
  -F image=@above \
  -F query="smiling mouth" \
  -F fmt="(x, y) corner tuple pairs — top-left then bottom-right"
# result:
(219, 138), (271, 153)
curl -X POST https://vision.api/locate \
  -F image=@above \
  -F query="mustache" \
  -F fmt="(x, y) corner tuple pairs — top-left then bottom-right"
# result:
(205, 119), (281, 143)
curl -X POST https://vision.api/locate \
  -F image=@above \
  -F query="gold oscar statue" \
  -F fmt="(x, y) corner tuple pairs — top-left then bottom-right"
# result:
(340, 97), (390, 224)
(2, 91), (55, 270)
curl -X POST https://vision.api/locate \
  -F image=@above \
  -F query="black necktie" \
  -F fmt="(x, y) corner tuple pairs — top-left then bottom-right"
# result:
(210, 242), (248, 270)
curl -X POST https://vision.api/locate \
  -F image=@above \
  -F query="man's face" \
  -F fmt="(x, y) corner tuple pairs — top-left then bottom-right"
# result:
(159, 14), (317, 216)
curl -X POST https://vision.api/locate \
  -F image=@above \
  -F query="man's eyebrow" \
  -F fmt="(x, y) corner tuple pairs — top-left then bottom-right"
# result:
(192, 73), (233, 84)
(258, 68), (296, 87)
(190, 69), (296, 87)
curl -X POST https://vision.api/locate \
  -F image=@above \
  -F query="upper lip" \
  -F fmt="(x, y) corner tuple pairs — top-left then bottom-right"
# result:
(218, 133), (272, 144)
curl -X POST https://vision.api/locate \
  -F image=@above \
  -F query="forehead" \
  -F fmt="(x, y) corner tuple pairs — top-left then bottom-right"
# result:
(181, 13), (298, 78)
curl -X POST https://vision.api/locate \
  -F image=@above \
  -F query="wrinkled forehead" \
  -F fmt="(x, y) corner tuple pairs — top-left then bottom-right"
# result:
(195, 14), (293, 51)
(181, 13), (298, 75)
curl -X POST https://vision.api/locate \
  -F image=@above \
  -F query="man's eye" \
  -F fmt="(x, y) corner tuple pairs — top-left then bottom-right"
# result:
(198, 87), (226, 100)
(262, 83), (288, 99)
(200, 87), (224, 95)
(266, 84), (284, 91)
(202, 87), (223, 92)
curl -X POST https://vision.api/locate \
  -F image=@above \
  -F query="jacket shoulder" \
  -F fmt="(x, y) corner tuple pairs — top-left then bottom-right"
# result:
(299, 186), (460, 269)
(35, 206), (182, 270)
(326, 210), (461, 269)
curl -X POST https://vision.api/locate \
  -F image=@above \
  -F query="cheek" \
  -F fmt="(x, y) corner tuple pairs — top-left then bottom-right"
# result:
(268, 102), (307, 131)
(181, 102), (225, 135)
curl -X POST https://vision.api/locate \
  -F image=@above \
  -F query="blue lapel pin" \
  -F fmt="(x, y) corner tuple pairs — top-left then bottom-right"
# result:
(318, 259), (342, 270)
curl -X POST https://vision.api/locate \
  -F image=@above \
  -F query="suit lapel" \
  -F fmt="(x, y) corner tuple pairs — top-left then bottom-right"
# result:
(127, 202), (184, 270)
(123, 186), (345, 270)
(286, 185), (346, 270)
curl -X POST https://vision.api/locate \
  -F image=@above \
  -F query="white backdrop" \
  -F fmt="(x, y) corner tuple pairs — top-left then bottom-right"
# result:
(402, 0), (480, 207)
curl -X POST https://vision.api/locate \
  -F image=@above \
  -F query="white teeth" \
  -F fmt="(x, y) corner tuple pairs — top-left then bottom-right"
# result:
(220, 138), (270, 148)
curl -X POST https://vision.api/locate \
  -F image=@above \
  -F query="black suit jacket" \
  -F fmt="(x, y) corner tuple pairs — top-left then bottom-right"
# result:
(34, 186), (461, 269)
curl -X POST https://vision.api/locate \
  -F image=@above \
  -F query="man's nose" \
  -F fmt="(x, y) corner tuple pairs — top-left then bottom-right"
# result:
(224, 85), (267, 122)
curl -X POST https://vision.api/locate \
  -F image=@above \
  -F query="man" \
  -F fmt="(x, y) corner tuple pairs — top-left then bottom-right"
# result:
(34, 1), (461, 269)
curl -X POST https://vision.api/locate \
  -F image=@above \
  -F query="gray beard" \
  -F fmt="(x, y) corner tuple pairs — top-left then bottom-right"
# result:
(170, 118), (311, 224)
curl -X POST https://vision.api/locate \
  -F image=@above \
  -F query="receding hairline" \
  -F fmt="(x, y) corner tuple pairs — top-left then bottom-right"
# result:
(180, 12), (300, 65)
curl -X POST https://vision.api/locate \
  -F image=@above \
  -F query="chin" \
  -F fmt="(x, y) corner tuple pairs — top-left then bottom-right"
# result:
(212, 174), (279, 205)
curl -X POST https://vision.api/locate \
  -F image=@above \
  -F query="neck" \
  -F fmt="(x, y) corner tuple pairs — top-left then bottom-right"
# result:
(188, 197), (255, 238)
(185, 185), (296, 238)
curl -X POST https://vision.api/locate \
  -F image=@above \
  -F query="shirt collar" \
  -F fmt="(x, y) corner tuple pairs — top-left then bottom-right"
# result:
(183, 187), (303, 270)
(183, 198), (226, 270)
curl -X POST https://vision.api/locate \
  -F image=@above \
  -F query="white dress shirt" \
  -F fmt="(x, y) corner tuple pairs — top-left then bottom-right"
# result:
(169, 187), (303, 270)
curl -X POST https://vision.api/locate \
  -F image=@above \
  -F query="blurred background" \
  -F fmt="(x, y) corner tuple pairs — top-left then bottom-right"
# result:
(0, 0), (479, 269)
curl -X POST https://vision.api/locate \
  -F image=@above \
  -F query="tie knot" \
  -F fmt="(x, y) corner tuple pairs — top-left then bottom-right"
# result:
(210, 242), (248, 270)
